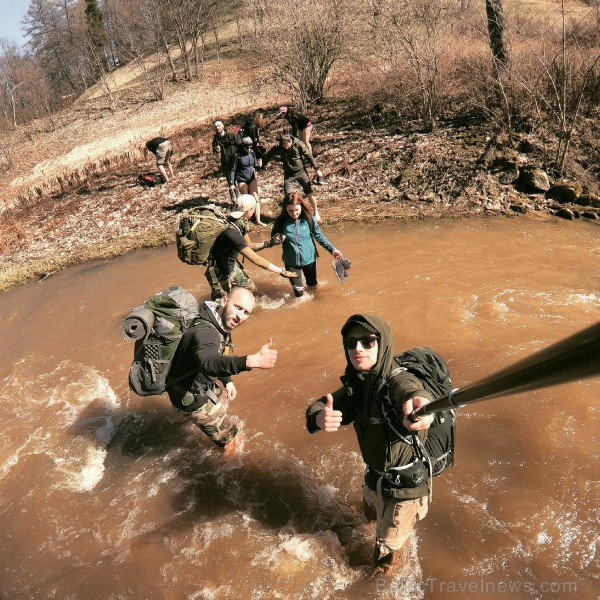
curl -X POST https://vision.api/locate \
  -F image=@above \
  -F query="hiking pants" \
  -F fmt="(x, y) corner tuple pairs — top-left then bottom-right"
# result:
(284, 170), (313, 196)
(179, 391), (238, 448)
(362, 484), (429, 558)
(205, 261), (257, 301)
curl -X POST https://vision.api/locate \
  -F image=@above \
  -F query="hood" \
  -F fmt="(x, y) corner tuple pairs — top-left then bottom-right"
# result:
(199, 301), (228, 336)
(341, 313), (395, 383)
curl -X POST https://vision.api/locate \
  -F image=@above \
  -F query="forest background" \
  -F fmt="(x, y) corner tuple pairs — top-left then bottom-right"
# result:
(0, 0), (599, 291)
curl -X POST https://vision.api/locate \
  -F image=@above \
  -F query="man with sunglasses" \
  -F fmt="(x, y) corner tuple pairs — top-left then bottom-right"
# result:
(305, 314), (435, 576)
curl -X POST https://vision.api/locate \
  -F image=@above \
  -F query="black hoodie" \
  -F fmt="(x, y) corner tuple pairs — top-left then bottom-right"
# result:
(306, 314), (433, 500)
(167, 301), (249, 410)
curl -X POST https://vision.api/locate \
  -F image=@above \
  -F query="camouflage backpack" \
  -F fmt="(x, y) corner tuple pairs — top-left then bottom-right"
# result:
(125, 286), (200, 396)
(176, 205), (232, 266)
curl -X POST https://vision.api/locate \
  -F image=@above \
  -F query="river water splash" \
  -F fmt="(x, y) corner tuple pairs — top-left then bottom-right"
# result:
(0, 216), (598, 599)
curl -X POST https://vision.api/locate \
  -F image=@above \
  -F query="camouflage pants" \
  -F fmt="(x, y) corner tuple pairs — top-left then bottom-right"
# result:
(179, 391), (238, 448)
(205, 260), (257, 301)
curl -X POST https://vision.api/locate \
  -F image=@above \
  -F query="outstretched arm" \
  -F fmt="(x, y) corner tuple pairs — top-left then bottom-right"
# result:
(311, 220), (342, 258)
(238, 246), (296, 278)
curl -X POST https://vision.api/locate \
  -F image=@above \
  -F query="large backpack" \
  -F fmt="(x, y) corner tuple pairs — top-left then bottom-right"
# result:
(176, 205), (231, 266)
(382, 347), (456, 478)
(125, 286), (200, 396)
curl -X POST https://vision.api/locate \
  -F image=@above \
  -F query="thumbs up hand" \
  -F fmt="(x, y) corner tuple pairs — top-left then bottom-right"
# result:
(315, 394), (343, 433)
(246, 338), (278, 369)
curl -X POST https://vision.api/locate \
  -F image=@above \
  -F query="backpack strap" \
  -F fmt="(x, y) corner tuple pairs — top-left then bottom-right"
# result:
(189, 316), (233, 355)
(190, 212), (228, 233)
(377, 370), (435, 500)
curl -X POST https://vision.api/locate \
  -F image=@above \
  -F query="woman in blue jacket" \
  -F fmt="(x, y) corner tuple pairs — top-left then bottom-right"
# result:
(271, 192), (343, 297)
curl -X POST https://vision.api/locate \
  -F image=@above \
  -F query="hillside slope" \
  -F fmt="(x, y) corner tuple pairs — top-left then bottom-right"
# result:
(1, 49), (599, 291)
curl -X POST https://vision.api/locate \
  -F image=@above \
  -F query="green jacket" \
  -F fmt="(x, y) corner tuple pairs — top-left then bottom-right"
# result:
(305, 314), (433, 500)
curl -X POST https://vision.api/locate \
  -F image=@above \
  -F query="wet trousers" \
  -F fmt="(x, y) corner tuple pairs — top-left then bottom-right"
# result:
(362, 484), (429, 561)
(204, 261), (257, 301)
(179, 392), (238, 448)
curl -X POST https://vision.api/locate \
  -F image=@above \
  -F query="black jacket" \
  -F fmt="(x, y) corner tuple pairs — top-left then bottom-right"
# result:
(167, 302), (248, 410)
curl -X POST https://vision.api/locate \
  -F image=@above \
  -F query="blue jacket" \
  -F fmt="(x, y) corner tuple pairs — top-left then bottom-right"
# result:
(271, 216), (335, 267)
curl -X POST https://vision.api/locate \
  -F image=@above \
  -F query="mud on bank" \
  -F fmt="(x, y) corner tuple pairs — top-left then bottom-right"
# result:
(1, 99), (599, 292)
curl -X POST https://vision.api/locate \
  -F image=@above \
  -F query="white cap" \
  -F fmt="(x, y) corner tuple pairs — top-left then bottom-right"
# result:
(230, 194), (256, 219)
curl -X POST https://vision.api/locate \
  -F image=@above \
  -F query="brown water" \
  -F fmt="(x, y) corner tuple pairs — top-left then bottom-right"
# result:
(0, 216), (598, 600)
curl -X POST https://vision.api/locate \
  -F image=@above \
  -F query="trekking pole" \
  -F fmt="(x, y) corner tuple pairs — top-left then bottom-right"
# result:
(412, 320), (600, 418)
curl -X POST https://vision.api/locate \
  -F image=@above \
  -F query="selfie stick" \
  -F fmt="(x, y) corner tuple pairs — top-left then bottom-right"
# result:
(413, 321), (600, 417)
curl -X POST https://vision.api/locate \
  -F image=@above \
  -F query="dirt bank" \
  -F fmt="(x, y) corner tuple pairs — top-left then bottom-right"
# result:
(1, 90), (598, 292)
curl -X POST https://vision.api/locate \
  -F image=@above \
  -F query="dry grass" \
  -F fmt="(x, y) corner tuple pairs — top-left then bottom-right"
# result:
(1, 5), (598, 291)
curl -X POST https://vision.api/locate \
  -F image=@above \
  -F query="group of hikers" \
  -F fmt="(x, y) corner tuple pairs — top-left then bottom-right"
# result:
(147, 106), (340, 301)
(139, 105), (453, 578)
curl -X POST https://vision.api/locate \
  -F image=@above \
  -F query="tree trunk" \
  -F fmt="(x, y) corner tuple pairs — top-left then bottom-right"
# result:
(486, 0), (508, 67)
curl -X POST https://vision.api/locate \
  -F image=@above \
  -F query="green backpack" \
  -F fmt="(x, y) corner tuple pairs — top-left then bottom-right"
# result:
(176, 205), (231, 266)
(124, 286), (200, 396)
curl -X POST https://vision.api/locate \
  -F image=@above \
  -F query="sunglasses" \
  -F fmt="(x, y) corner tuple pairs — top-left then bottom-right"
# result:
(343, 336), (379, 350)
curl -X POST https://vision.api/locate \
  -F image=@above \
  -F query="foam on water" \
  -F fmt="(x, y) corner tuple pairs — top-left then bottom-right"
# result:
(492, 288), (600, 324)
(0, 360), (122, 492)
(256, 290), (315, 311)
(253, 529), (360, 594)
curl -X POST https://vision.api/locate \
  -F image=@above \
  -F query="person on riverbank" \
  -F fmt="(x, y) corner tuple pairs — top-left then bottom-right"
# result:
(305, 314), (435, 576)
(262, 134), (325, 222)
(212, 120), (241, 188)
(229, 137), (265, 226)
(271, 192), (342, 297)
(145, 136), (174, 183)
(166, 287), (277, 453)
(205, 194), (295, 300)
(277, 106), (314, 154)
(242, 110), (266, 167)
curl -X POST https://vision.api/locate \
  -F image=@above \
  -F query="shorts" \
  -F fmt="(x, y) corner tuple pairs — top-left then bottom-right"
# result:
(205, 261), (257, 301)
(284, 170), (312, 196)
(155, 140), (172, 166)
(285, 262), (317, 297)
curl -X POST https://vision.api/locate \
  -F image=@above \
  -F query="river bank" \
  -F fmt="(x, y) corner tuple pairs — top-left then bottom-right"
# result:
(1, 92), (599, 292)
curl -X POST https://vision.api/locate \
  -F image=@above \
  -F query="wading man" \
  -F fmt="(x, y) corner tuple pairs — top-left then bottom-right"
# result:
(305, 314), (435, 575)
(167, 287), (276, 453)
(205, 194), (295, 300)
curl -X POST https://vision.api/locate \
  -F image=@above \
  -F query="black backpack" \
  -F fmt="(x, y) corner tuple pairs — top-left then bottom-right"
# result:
(383, 347), (456, 477)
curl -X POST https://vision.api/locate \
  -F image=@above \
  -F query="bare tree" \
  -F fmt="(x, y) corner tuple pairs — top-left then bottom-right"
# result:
(23, 0), (88, 97)
(371, 0), (453, 131)
(108, 0), (172, 99)
(250, 0), (349, 109)
(0, 39), (58, 131)
(486, 0), (508, 68)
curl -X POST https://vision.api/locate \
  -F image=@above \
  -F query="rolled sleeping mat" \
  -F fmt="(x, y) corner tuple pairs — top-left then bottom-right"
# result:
(122, 307), (154, 340)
